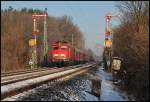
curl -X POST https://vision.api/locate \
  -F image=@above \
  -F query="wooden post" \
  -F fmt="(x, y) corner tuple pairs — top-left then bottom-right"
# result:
(91, 77), (102, 97)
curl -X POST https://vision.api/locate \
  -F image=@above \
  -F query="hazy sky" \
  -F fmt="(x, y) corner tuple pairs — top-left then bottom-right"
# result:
(1, 1), (120, 56)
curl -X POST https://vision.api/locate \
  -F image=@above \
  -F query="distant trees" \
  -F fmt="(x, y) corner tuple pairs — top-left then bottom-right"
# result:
(8, 6), (13, 11)
(2, 6), (44, 13)
(1, 8), (86, 72)
(113, 1), (149, 101)
(1, 8), (33, 72)
(21, 7), (27, 12)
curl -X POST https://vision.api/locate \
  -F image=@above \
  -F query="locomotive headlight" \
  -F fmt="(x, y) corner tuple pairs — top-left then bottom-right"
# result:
(60, 54), (66, 57)
(53, 54), (58, 57)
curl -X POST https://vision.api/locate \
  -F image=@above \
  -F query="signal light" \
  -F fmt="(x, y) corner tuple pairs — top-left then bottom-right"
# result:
(105, 39), (112, 48)
(29, 39), (36, 47)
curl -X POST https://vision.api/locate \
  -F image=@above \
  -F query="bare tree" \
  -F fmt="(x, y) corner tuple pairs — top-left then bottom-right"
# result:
(1, 8), (86, 72)
(113, 1), (149, 100)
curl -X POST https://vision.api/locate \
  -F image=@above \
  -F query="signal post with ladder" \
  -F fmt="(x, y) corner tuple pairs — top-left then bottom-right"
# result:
(103, 13), (121, 71)
(29, 8), (48, 68)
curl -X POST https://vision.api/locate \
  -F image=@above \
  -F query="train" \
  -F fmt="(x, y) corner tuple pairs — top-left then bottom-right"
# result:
(48, 41), (91, 67)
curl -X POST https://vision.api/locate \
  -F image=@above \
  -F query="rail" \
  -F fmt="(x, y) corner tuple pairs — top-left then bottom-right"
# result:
(1, 63), (97, 100)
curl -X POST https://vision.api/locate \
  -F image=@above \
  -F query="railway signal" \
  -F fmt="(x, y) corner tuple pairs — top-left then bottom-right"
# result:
(105, 13), (121, 37)
(29, 39), (37, 47)
(104, 13), (122, 71)
(30, 8), (48, 68)
(105, 38), (112, 48)
(32, 17), (37, 35)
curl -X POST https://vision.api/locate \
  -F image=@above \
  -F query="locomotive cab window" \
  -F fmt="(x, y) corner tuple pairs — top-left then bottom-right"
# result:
(53, 46), (59, 50)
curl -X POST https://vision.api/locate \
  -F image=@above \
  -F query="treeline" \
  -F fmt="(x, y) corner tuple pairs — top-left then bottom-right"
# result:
(113, 1), (149, 101)
(1, 7), (86, 72)
(1, 6), (44, 14)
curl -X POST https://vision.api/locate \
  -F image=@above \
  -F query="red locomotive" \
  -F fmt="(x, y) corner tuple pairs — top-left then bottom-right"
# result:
(48, 41), (90, 66)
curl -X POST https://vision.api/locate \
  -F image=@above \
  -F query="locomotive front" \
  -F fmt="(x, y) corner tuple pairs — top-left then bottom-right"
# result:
(50, 41), (70, 66)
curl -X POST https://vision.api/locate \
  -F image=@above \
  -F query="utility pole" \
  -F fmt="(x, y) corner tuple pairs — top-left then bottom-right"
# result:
(43, 8), (48, 66)
(72, 33), (74, 46)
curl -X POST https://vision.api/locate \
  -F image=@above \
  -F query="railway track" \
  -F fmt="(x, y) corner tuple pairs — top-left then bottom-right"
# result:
(1, 63), (86, 77)
(1, 67), (57, 77)
(1, 68), (62, 85)
(1, 63), (97, 100)
(1, 63), (89, 85)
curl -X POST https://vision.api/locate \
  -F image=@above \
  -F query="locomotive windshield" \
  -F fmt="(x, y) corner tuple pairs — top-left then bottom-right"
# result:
(52, 41), (69, 50)
(53, 46), (68, 50)
(53, 46), (59, 50)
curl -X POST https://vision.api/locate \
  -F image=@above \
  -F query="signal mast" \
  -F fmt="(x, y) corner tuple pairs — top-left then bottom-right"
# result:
(30, 8), (48, 68)
(104, 12), (121, 71)
(105, 13), (121, 38)
(105, 13), (121, 48)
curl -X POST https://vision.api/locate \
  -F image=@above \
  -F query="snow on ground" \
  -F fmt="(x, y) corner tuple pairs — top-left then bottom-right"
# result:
(2, 66), (135, 101)
(95, 67), (135, 101)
